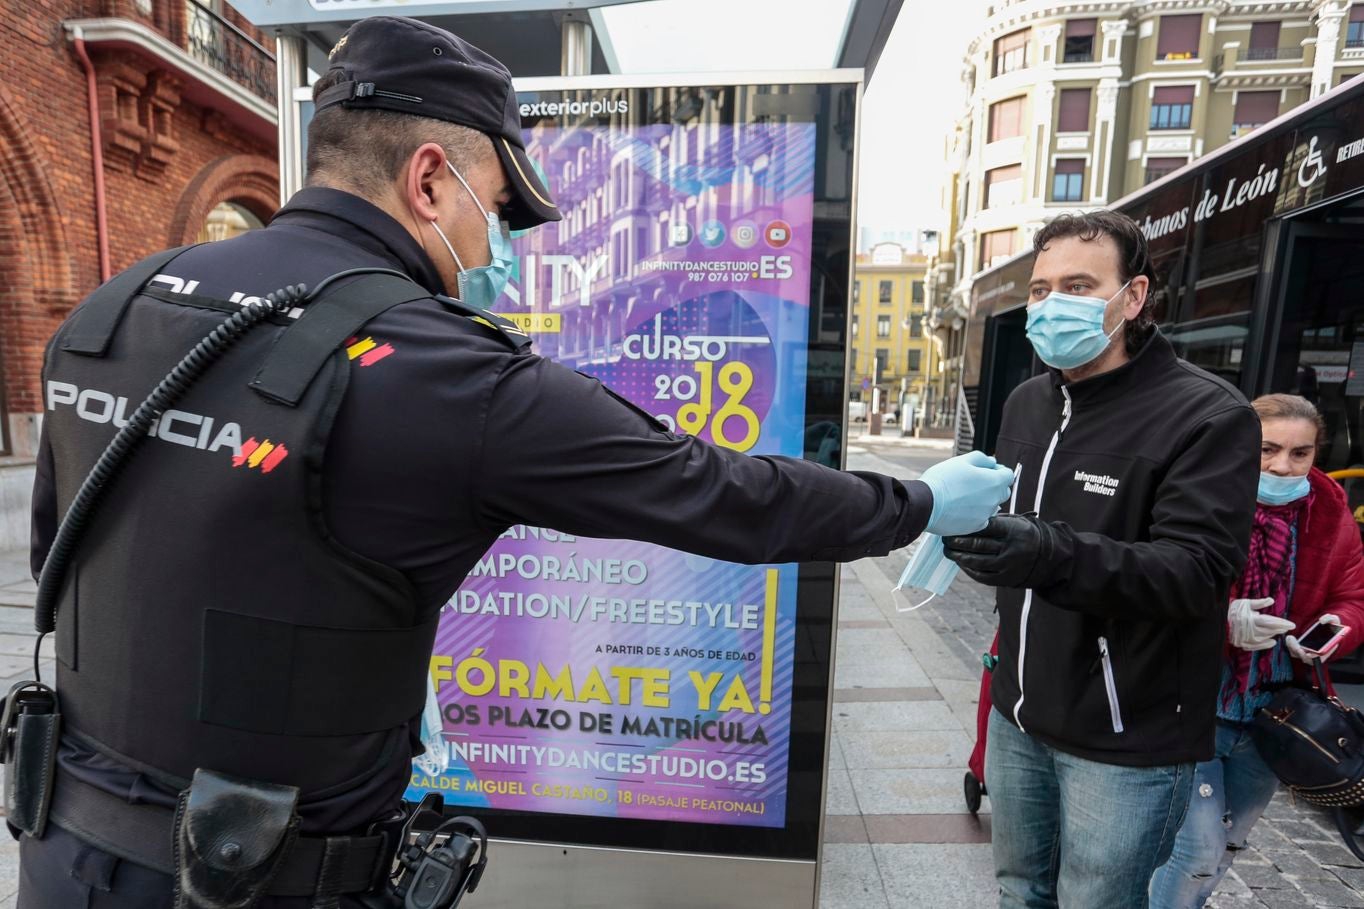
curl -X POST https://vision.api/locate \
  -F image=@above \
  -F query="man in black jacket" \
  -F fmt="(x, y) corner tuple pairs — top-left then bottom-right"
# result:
(944, 211), (1260, 908)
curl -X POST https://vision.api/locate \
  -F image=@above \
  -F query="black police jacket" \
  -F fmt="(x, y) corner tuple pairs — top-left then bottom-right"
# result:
(32, 187), (934, 834)
(988, 331), (1261, 767)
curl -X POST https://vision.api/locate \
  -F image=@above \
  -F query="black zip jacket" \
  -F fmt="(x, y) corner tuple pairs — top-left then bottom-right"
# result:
(989, 331), (1260, 766)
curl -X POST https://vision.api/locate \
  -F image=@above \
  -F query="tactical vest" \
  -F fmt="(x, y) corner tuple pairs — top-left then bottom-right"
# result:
(40, 247), (525, 796)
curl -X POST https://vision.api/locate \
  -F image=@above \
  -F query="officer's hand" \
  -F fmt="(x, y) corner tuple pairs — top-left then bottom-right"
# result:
(942, 514), (1062, 589)
(919, 451), (1015, 536)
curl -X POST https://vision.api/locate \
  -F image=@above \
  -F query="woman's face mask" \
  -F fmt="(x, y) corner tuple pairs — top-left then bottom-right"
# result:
(1257, 417), (1318, 505)
(1024, 282), (1130, 370)
(428, 161), (515, 311)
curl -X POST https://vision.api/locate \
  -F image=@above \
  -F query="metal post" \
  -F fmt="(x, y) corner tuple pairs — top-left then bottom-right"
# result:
(560, 13), (593, 77)
(275, 32), (307, 204)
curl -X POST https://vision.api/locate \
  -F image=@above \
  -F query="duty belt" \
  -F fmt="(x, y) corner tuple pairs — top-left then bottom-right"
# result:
(48, 766), (392, 897)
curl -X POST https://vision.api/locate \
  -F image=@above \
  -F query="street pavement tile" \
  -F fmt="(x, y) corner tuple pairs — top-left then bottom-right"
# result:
(824, 768), (861, 816)
(838, 619), (891, 629)
(848, 769), (985, 815)
(0, 835), (17, 902)
(838, 729), (972, 770)
(0, 635), (52, 659)
(818, 844), (890, 909)
(1213, 868), (1254, 898)
(872, 843), (996, 909)
(828, 733), (847, 770)
(1292, 877), (1364, 907)
(1313, 843), (1364, 870)
(1234, 858), (1294, 889)
(831, 700), (960, 733)
(1247, 823), (1297, 852)
(1273, 818), (1338, 846)
(0, 656), (33, 680)
(822, 815), (868, 844)
(1249, 890), (1313, 909)
(833, 651), (931, 690)
(863, 813), (991, 845)
(1265, 848), (1337, 880)
(833, 602), (885, 623)
(833, 687), (941, 703)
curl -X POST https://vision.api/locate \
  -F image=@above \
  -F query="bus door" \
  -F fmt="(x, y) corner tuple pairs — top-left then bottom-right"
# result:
(1262, 216), (1364, 523)
(975, 305), (1034, 455)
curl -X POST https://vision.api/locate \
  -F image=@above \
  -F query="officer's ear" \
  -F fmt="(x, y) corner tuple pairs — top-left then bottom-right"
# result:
(403, 142), (451, 223)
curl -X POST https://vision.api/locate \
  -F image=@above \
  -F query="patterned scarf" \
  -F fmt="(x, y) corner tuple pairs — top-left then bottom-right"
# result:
(1224, 496), (1309, 705)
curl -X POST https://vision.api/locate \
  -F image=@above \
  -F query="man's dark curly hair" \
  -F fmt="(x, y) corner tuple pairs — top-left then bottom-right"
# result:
(1033, 210), (1159, 356)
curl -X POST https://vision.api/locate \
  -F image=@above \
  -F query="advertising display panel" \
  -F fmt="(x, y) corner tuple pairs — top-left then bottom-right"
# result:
(406, 76), (858, 868)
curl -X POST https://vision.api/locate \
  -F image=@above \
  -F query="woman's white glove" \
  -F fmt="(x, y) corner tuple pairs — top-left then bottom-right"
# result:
(1286, 614), (1342, 663)
(1227, 598), (1295, 651)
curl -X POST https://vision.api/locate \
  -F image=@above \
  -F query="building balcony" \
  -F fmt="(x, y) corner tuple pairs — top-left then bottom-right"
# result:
(1347, 38), (1364, 50)
(1242, 46), (1303, 62)
(1214, 46), (1309, 78)
(183, 0), (275, 103)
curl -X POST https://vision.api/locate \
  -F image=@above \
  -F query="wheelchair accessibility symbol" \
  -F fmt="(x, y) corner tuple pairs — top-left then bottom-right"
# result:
(1298, 136), (1328, 189)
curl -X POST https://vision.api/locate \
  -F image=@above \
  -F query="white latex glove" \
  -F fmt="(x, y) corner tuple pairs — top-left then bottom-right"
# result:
(1286, 614), (1342, 664)
(1227, 598), (1295, 651)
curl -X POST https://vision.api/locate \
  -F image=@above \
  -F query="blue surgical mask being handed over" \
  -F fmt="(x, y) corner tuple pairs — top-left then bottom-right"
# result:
(1026, 281), (1132, 370)
(428, 161), (515, 311)
(1257, 471), (1310, 506)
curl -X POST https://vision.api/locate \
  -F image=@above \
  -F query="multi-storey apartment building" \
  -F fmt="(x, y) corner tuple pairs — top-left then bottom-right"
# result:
(928, 0), (1364, 387)
(850, 243), (936, 427)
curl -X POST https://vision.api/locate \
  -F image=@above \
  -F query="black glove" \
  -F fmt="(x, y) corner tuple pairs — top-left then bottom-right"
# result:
(942, 514), (1065, 589)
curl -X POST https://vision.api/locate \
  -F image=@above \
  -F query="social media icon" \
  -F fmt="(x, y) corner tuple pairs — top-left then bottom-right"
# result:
(700, 220), (727, 248)
(732, 220), (758, 249)
(765, 220), (793, 248)
(669, 222), (694, 246)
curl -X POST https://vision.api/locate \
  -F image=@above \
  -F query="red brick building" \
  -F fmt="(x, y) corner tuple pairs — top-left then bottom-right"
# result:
(0, 0), (278, 544)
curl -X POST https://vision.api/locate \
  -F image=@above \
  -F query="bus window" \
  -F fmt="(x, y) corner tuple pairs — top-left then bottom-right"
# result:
(1165, 313), (1249, 388)
(1268, 227), (1364, 473)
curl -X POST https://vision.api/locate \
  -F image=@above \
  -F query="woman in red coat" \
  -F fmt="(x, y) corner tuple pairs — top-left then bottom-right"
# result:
(1152, 393), (1364, 907)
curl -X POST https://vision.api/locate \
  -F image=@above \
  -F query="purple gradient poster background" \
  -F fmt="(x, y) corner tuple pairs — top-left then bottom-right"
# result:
(408, 106), (817, 829)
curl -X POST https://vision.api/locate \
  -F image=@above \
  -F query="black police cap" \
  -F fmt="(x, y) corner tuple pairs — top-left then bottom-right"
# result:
(315, 16), (560, 230)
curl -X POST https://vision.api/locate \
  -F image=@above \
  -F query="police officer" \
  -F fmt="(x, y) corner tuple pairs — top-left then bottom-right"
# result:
(20, 17), (1013, 907)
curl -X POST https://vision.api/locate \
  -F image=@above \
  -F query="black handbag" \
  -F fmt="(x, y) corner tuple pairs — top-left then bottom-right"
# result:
(1251, 658), (1364, 860)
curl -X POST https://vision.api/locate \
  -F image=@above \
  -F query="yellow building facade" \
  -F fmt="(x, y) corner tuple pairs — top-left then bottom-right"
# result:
(850, 243), (936, 428)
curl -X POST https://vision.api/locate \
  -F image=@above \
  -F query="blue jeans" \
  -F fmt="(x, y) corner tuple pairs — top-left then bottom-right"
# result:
(1148, 721), (1281, 908)
(986, 707), (1194, 908)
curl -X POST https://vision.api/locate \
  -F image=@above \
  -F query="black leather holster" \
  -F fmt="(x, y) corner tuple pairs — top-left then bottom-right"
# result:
(172, 768), (300, 909)
(0, 681), (61, 839)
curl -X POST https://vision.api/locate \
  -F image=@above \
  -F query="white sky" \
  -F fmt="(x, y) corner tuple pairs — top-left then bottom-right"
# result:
(601, 0), (993, 237)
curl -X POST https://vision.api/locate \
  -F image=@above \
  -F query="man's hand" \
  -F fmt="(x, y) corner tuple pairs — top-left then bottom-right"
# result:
(1227, 598), (1295, 652)
(941, 514), (1062, 589)
(919, 452), (1015, 536)
(1286, 613), (1342, 663)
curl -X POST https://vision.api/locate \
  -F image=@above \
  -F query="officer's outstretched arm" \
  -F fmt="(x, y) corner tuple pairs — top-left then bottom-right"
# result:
(473, 355), (1000, 564)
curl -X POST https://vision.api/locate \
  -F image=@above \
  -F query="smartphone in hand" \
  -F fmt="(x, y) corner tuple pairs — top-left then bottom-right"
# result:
(1297, 619), (1350, 657)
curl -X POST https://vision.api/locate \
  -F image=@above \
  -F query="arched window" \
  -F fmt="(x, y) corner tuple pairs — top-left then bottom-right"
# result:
(197, 200), (264, 243)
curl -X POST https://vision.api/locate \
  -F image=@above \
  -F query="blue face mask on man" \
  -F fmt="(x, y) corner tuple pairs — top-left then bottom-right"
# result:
(1257, 472), (1310, 505)
(1025, 281), (1131, 370)
(428, 161), (515, 311)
